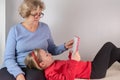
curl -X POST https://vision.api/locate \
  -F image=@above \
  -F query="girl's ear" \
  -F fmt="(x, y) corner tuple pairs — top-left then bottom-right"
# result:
(39, 61), (46, 68)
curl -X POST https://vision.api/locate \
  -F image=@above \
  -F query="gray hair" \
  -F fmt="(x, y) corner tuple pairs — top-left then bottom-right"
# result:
(19, 0), (45, 18)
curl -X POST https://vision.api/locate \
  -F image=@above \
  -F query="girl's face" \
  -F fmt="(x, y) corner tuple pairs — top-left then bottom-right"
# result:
(38, 49), (54, 68)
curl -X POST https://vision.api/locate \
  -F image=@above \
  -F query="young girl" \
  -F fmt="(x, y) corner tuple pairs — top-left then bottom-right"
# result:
(25, 42), (120, 80)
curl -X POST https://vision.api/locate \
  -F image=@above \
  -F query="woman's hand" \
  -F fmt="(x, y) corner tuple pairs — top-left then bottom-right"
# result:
(16, 73), (25, 80)
(71, 51), (81, 61)
(65, 39), (74, 49)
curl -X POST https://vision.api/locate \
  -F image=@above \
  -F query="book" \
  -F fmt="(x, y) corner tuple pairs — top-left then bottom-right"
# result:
(72, 36), (80, 54)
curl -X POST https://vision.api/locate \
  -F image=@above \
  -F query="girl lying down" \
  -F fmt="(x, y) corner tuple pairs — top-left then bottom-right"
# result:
(24, 42), (120, 80)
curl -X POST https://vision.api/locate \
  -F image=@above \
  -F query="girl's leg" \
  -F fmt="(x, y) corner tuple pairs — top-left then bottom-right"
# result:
(90, 42), (120, 79)
(108, 47), (120, 67)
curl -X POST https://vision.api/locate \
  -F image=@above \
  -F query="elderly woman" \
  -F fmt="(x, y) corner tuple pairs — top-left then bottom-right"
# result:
(0, 0), (73, 80)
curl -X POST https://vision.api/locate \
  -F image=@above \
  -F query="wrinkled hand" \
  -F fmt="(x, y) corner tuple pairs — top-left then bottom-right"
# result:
(71, 51), (81, 61)
(65, 39), (74, 49)
(16, 74), (25, 80)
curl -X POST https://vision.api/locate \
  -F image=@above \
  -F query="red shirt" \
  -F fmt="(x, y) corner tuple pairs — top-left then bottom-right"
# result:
(45, 60), (91, 80)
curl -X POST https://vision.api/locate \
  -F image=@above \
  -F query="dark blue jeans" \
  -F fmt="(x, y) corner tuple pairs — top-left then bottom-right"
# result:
(91, 42), (120, 79)
(0, 67), (46, 80)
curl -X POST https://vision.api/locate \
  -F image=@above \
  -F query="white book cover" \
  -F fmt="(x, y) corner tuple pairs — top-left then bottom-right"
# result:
(72, 36), (80, 55)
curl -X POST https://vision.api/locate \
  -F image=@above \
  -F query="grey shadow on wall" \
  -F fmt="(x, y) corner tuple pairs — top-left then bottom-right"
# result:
(6, 0), (15, 39)
(54, 1), (83, 40)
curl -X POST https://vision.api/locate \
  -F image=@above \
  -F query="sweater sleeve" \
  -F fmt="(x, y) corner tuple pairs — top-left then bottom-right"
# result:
(4, 27), (24, 78)
(45, 60), (78, 80)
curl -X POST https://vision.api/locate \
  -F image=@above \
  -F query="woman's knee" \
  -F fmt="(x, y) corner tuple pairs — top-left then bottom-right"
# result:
(0, 67), (15, 80)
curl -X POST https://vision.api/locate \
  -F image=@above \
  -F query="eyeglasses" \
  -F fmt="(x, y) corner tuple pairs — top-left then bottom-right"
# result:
(30, 12), (44, 18)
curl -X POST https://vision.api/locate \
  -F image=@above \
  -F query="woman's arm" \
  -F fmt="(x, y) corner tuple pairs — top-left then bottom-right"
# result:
(47, 26), (73, 55)
(4, 27), (24, 78)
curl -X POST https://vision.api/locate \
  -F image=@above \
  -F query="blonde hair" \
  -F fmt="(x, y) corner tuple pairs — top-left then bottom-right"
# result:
(19, 0), (45, 18)
(24, 49), (43, 70)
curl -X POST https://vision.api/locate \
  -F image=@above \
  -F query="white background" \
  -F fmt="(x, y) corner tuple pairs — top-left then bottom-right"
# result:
(0, 0), (5, 64)
(1, 0), (120, 64)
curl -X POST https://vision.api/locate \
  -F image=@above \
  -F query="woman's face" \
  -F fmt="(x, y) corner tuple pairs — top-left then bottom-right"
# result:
(27, 6), (43, 23)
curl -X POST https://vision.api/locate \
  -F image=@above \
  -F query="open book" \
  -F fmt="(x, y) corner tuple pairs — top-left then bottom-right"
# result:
(72, 36), (80, 55)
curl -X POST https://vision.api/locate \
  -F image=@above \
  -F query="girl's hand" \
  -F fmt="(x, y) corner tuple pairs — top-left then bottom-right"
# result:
(71, 51), (81, 61)
(16, 73), (25, 80)
(65, 39), (74, 49)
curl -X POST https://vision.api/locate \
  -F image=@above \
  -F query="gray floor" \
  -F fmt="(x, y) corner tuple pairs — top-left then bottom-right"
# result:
(75, 62), (120, 80)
